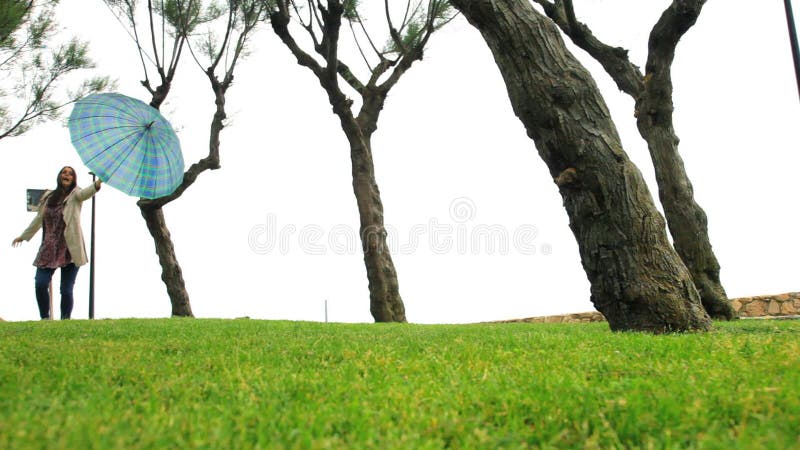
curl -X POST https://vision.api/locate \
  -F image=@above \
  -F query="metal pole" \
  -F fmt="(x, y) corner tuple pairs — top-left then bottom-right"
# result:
(325, 299), (328, 323)
(785, 0), (800, 100)
(89, 172), (96, 319)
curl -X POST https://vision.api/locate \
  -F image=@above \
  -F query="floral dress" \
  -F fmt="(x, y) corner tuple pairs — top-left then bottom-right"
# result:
(33, 201), (72, 268)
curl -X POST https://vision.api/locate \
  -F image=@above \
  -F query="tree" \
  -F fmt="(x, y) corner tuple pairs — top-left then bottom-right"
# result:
(0, 0), (111, 140)
(530, 0), (735, 320)
(449, 0), (711, 332)
(268, 1), (455, 322)
(104, 0), (267, 316)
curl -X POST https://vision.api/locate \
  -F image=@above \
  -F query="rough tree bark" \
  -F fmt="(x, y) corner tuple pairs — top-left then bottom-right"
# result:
(139, 207), (193, 316)
(343, 95), (406, 322)
(316, 75), (405, 322)
(533, 0), (735, 320)
(130, 87), (192, 317)
(450, 0), (712, 332)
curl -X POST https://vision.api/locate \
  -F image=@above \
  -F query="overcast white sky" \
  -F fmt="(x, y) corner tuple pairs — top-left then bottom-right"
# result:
(1, 0), (798, 323)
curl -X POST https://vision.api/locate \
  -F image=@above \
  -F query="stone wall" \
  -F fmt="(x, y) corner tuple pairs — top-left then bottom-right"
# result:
(732, 292), (799, 317)
(499, 292), (799, 324)
(493, 312), (606, 324)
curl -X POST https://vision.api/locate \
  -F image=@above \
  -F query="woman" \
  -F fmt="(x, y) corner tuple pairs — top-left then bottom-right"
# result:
(12, 166), (101, 320)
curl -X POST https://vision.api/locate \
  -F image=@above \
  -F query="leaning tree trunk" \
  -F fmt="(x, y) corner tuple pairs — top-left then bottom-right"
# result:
(139, 206), (193, 316)
(133, 90), (195, 317)
(636, 95), (735, 320)
(349, 134), (406, 322)
(451, 0), (711, 332)
(335, 93), (406, 323)
(635, 2), (736, 320)
(534, 0), (735, 320)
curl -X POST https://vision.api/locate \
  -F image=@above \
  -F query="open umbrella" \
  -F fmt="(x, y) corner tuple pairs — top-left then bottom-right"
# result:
(68, 92), (184, 199)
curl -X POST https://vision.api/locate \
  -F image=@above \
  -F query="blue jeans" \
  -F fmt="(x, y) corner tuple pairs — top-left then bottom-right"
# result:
(34, 264), (79, 320)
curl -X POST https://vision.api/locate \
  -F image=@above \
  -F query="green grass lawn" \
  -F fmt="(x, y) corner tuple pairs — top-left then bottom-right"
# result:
(0, 319), (798, 449)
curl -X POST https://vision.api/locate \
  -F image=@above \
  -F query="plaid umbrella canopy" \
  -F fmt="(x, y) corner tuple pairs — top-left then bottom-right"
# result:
(68, 93), (184, 199)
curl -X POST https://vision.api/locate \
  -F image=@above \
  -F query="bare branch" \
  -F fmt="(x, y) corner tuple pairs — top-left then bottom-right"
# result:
(290, 0), (306, 25)
(0, 33), (33, 67)
(166, 33), (181, 75)
(535, 0), (644, 97)
(321, 0), (343, 85)
(292, 2), (365, 92)
(377, 0), (440, 92)
(0, 94), (77, 139)
(303, 0), (323, 32)
(398, 0), (414, 33)
(222, 1), (266, 88)
(292, 1), (323, 51)
(0, 95), (40, 139)
(147, 0), (166, 79)
(166, 0), (195, 76)
(184, 37), (208, 72)
(385, 0), (409, 54)
(270, 5), (326, 80)
(103, 1), (156, 93)
(348, 18), (372, 71)
(314, 0), (326, 30)
(137, 153), (219, 208)
(336, 59), (366, 92)
(646, 0), (707, 76)
(161, 0), (166, 67)
(366, 58), (393, 87)
(399, 1), (424, 36)
(211, 1), (237, 72)
(354, 7), (383, 61)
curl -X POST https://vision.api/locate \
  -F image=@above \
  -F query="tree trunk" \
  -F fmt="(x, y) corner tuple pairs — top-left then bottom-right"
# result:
(268, 5), (407, 322)
(138, 84), (193, 317)
(450, 0), (711, 332)
(139, 205), (193, 317)
(134, 78), (225, 318)
(534, 0), (735, 320)
(338, 99), (406, 323)
(136, 90), (194, 318)
(349, 132), (406, 323)
(636, 100), (735, 320)
(635, 2), (735, 320)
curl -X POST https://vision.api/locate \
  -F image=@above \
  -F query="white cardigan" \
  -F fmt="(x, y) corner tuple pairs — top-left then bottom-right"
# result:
(19, 183), (100, 267)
